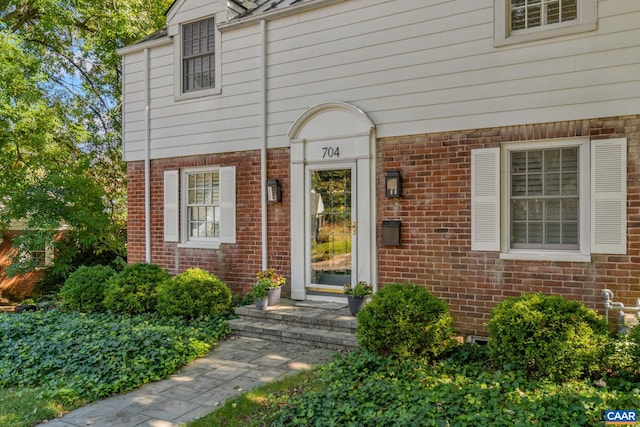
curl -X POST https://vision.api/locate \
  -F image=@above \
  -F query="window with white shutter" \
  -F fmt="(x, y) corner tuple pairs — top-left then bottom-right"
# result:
(471, 148), (500, 251)
(591, 138), (627, 254)
(163, 166), (236, 247)
(471, 138), (627, 260)
(164, 170), (179, 242)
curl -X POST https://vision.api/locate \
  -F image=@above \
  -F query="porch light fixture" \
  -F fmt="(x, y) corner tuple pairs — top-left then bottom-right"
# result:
(385, 171), (402, 198)
(267, 179), (282, 203)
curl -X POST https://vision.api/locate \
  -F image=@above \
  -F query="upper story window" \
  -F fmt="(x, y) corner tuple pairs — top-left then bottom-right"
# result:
(182, 17), (216, 92)
(494, 0), (596, 46)
(511, 0), (577, 32)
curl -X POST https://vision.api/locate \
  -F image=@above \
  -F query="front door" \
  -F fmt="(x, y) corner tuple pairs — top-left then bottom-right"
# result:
(288, 102), (376, 301)
(307, 165), (355, 297)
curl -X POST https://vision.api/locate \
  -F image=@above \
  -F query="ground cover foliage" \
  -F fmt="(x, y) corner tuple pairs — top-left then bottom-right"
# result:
(190, 291), (640, 426)
(263, 348), (640, 427)
(0, 310), (230, 426)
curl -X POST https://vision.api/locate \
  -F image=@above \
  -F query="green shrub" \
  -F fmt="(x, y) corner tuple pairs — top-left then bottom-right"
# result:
(355, 283), (455, 359)
(103, 263), (170, 315)
(624, 325), (640, 379)
(59, 265), (116, 313)
(487, 293), (610, 382)
(157, 268), (232, 319)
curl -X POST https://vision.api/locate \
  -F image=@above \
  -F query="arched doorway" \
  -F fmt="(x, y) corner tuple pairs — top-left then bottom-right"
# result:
(288, 102), (377, 301)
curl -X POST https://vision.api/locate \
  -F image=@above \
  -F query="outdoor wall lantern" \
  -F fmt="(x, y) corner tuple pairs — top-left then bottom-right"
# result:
(267, 179), (282, 203)
(385, 170), (402, 198)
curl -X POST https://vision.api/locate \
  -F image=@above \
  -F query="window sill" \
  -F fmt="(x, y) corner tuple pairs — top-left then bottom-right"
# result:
(174, 86), (222, 101)
(500, 251), (591, 263)
(177, 242), (221, 250)
(494, 22), (597, 47)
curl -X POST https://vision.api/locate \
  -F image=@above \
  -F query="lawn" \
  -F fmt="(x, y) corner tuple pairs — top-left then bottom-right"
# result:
(0, 310), (230, 427)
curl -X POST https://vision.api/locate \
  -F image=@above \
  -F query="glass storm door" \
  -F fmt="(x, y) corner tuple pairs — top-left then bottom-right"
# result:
(307, 166), (355, 294)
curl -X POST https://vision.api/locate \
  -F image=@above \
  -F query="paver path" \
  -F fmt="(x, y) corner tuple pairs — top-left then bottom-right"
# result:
(38, 336), (338, 426)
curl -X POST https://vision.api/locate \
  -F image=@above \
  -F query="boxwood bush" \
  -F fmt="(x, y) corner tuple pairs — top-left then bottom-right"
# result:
(356, 283), (455, 359)
(103, 263), (170, 315)
(487, 293), (610, 382)
(59, 265), (116, 313)
(157, 268), (232, 319)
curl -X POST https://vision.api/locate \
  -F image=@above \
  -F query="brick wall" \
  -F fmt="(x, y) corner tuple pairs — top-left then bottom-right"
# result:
(127, 148), (291, 295)
(377, 115), (640, 336)
(0, 231), (44, 301)
(127, 115), (639, 336)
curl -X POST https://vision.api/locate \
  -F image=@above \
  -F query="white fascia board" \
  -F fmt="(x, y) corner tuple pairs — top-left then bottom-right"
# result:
(117, 36), (173, 56)
(218, 0), (344, 32)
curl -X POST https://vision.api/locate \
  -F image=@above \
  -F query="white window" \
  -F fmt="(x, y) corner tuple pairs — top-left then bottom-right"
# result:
(185, 170), (220, 239)
(173, 15), (222, 99)
(471, 138), (627, 261)
(494, 0), (597, 46)
(164, 166), (236, 248)
(30, 250), (48, 268)
(509, 145), (580, 251)
(17, 243), (53, 268)
(182, 17), (215, 92)
(511, 0), (578, 32)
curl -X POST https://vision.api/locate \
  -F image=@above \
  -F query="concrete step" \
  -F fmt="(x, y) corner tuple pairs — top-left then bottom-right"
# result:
(230, 300), (359, 352)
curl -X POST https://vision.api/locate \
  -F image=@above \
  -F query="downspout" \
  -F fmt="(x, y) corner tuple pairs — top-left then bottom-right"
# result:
(260, 19), (268, 270)
(144, 48), (151, 263)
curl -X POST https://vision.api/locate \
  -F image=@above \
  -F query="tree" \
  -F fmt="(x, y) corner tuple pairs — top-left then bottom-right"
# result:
(0, 0), (172, 280)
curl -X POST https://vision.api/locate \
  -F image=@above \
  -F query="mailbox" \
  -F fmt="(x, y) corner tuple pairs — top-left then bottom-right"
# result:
(381, 220), (401, 246)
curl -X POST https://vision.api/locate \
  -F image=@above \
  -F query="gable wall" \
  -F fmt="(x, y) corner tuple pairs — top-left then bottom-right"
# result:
(167, 0), (223, 26)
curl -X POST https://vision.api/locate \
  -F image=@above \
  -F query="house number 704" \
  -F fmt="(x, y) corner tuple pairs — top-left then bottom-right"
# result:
(322, 146), (340, 158)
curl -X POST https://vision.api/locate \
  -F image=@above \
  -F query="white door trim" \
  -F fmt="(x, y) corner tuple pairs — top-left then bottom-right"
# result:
(288, 102), (377, 301)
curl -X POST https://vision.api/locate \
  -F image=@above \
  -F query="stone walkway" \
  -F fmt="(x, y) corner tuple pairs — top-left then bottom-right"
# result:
(38, 336), (338, 426)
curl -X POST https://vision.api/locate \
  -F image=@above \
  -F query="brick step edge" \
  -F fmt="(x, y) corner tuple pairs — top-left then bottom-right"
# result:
(230, 318), (358, 352)
(234, 306), (356, 333)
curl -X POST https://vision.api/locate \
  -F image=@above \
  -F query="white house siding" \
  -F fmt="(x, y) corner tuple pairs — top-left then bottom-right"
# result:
(121, 49), (146, 161)
(121, 0), (640, 161)
(263, 0), (640, 145)
(166, 0), (223, 27)
(122, 25), (266, 161)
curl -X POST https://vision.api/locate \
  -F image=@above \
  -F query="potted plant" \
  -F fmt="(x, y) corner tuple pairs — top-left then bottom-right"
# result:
(252, 281), (269, 310)
(344, 281), (373, 316)
(256, 268), (286, 307)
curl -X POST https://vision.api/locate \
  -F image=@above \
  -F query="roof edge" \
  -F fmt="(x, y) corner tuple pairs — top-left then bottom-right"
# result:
(117, 30), (172, 56)
(218, 0), (344, 32)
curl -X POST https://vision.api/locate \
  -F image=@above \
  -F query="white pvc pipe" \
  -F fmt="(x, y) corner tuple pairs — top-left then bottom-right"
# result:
(260, 19), (268, 270)
(144, 48), (151, 263)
